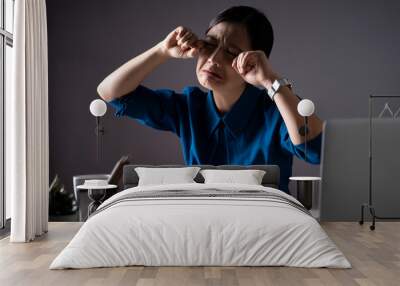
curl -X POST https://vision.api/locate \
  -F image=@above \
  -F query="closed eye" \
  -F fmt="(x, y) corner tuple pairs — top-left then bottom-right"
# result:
(204, 41), (217, 48)
(226, 49), (239, 57)
(205, 43), (237, 55)
(202, 40), (239, 59)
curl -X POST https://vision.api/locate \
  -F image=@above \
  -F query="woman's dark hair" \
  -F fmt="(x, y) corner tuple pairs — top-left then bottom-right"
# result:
(206, 6), (274, 58)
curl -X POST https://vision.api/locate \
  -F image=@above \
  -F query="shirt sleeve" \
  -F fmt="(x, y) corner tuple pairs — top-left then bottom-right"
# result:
(106, 85), (184, 136)
(279, 119), (322, 164)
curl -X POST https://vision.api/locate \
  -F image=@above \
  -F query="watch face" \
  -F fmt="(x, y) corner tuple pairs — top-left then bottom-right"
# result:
(272, 80), (280, 90)
(267, 78), (292, 100)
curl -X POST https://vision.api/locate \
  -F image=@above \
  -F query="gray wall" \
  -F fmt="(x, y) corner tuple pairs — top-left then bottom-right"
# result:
(47, 0), (400, 196)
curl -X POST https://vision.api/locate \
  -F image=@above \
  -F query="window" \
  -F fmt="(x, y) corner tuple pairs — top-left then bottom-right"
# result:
(5, 0), (13, 33)
(1, 0), (14, 231)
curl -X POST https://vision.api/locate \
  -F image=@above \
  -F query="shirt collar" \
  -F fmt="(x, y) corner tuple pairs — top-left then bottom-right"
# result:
(204, 83), (265, 139)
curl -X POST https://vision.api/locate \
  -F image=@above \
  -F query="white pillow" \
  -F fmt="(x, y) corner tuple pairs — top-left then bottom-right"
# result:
(134, 167), (201, 186)
(200, 169), (266, 185)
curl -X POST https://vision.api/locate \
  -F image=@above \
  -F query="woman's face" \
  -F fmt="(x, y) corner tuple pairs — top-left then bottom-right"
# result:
(196, 22), (252, 92)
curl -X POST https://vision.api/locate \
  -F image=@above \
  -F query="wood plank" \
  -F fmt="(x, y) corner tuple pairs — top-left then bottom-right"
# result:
(0, 222), (399, 285)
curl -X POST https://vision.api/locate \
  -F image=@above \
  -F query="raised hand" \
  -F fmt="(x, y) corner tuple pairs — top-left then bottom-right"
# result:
(160, 26), (204, 59)
(231, 51), (278, 88)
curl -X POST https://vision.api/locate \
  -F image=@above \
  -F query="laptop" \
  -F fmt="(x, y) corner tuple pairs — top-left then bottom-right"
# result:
(319, 118), (400, 221)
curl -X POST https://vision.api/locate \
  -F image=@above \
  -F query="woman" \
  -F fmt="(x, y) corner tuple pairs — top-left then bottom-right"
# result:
(97, 6), (323, 193)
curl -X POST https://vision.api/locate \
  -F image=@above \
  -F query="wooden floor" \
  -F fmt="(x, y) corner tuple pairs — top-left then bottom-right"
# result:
(0, 222), (399, 286)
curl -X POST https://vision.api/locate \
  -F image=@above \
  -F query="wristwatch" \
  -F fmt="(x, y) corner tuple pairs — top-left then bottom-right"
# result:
(267, 78), (293, 101)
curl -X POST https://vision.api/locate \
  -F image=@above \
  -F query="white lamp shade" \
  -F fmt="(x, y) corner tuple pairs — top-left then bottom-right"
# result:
(297, 99), (315, 117)
(90, 99), (107, 117)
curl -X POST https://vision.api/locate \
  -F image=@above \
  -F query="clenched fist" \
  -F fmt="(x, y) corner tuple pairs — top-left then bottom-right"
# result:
(231, 50), (279, 88)
(159, 26), (204, 59)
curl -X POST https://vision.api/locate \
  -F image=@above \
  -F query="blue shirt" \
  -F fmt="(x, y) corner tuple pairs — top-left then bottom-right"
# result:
(107, 83), (322, 193)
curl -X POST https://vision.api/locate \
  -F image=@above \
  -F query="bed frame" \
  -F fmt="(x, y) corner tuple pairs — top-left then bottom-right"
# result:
(122, 164), (280, 189)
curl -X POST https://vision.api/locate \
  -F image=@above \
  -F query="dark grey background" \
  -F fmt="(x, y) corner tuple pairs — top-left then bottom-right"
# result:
(46, 0), (400, 197)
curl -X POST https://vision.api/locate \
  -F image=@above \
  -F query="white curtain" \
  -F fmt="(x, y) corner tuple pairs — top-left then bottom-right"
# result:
(8, 0), (49, 242)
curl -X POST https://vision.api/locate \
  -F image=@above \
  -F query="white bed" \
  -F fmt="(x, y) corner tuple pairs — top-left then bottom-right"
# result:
(50, 182), (351, 269)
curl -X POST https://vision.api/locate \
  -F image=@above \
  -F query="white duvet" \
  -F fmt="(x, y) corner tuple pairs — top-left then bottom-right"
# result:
(50, 183), (351, 269)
